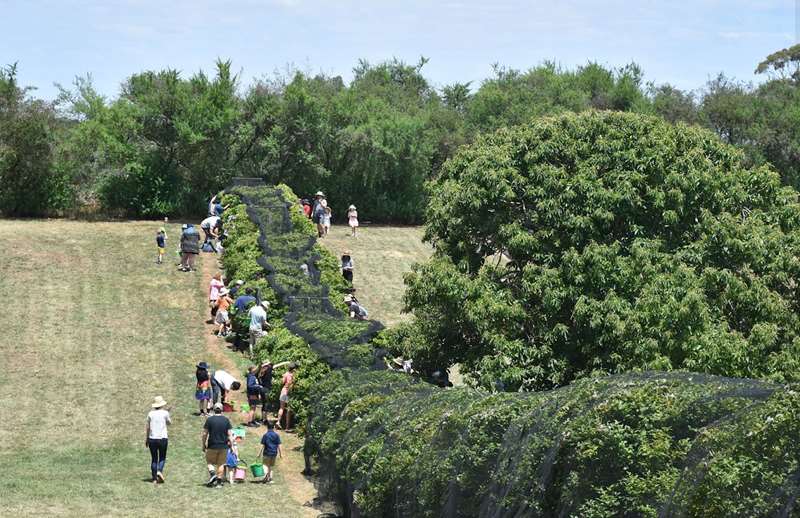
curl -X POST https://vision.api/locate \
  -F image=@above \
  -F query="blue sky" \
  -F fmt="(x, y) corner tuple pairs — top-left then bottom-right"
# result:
(1, 0), (797, 100)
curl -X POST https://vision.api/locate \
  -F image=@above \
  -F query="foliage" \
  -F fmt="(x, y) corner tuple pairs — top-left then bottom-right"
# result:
(0, 64), (67, 216)
(57, 61), (243, 216)
(307, 370), (800, 517)
(403, 111), (800, 391)
(252, 326), (331, 429)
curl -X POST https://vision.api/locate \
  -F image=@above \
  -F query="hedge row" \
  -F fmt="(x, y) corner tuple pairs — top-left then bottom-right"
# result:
(221, 183), (384, 428)
(306, 370), (800, 517)
(224, 182), (800, 517)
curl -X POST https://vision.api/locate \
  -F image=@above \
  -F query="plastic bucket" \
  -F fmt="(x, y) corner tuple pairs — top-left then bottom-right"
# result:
(234, 467), (247, 481)
(222, 402), (234, 412)
(240, 403), (250, 413)
(250, 463), (265, 478)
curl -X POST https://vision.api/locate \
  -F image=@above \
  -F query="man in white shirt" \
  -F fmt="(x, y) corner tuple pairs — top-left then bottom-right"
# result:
(248, 301), (271, 354)
(210, 369), (241, 406)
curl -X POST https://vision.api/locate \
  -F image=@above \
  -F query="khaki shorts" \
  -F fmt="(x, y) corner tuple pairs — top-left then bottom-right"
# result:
(205, 448), (227, 466)
(263, 455), (276, 467)
(249, 328), (265, 346)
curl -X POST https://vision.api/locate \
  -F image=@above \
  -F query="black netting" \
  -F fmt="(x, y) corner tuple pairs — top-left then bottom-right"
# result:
(228, 185), (385, 369)
(227, 183), (800, 517)
(305, 370), (800, 518)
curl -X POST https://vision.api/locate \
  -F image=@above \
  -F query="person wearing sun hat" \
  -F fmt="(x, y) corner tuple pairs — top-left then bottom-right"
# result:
(312, 191), (326, 237)
(146, 396), (172, 484)
(347, 204), (359, 237)
(248, 300), (271, 355)
(214, 287), (234, 337)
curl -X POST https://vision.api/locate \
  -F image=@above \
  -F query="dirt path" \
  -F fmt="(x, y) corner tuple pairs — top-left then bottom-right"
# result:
(198, 253), (323, 517)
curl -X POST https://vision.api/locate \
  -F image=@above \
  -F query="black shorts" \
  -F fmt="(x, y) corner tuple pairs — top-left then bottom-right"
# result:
(247, 392), (261, 407)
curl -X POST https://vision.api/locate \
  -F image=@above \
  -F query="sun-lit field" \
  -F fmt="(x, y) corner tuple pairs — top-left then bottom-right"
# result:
(0, 220), (315, 517)
(318, 224), (432, 327)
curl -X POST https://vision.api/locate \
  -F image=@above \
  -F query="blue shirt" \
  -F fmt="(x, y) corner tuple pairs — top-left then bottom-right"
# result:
(246, 372), (261, 395)
(234, 295), (256, 312)
(261, 430), (281, 457)
(214, 203), (224, 216)
(156, 234), (165, 247)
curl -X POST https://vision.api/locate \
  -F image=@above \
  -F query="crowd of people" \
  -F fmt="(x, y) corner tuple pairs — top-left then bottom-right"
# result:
(145, 190), (375, 488)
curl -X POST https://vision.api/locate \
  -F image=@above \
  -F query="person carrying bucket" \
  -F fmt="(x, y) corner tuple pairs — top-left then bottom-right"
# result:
(258, 420), (282, 483)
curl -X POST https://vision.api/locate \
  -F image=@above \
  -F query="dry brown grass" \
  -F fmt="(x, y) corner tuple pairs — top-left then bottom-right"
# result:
(0, 219), (315, 517)
(318, 224), (432, 327)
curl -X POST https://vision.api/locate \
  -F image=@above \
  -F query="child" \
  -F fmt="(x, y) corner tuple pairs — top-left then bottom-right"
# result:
(323, 206), (332, 236)
(196, 361), (211, 416)
(245, 365), (263, 427)
(259, 420), (282, 483)
(215, 288), (233, 337)
(156, 228), (167, 264)
(225, 437), (240, 484)
(341, 251), (354, 285)
(347, 205), (359, 237)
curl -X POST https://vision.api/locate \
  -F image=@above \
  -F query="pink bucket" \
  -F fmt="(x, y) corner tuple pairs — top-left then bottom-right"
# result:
(234, 467), (247, 481)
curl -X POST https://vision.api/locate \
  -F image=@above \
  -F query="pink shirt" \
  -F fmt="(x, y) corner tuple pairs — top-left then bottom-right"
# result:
(209, 279), (224, 301)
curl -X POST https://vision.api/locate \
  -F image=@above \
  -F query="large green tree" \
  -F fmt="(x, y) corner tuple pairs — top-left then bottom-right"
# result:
(0, 64), (65, 216)
(400, 111), (800, 391)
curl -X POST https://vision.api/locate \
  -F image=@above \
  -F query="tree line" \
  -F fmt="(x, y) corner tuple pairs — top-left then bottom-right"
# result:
(2, 46), (799, 221)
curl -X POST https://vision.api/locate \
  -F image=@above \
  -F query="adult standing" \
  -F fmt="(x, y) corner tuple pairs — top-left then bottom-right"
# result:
(208, 194), (228, 217)
(248, 300), (271, 355)
(202, 402), (232, 487)
(210, 369), (241, 406)
(276, 363), (297, 431)
(180, 224), (200, 272)
(312, 192), (326, 237)
(146, 396), (171, 485)
(208, 273), (224, 319)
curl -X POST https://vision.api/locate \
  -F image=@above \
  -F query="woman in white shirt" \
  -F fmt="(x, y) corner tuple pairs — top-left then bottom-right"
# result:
(146, 396), (172, 484)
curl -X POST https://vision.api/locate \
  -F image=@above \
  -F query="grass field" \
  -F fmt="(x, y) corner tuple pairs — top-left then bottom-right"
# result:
(0, 220), (316, 517)
(318, 224), (432, 326)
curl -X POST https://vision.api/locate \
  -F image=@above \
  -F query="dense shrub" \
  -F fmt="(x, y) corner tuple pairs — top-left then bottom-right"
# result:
(402, 111), (800, 391)
(223, 182), (384, 427)
(307, 371), (800, 517)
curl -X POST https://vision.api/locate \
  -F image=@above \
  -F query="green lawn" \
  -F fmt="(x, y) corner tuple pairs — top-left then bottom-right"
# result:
(0, 220), (315, 517)
(318, 224), (432, 327)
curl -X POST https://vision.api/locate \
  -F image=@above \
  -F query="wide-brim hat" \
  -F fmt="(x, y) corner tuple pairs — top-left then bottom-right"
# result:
(348, 205), (356, 210)
(315, 191), (324, 197)
(159, 227), (165, 233)
(219, 288), (229, 296)
(235, 280), (244, 285)
(260, 300), (270, 309)
(260, 360), (272, 367)
(197, 361), (209, 369)
(344, 294), (354, 303)
(152, 396), (167, 408)
(343, 250), (351, 255)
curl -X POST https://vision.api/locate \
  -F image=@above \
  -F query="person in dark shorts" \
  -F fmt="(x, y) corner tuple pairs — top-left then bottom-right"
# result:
(202, 402), (232, 487)
(259, 420), (282, 483)
(245, 365), (263, 427)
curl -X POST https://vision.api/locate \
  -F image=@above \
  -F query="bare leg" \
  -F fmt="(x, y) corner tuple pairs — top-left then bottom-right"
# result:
(277, 401), (286, 429)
